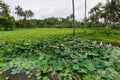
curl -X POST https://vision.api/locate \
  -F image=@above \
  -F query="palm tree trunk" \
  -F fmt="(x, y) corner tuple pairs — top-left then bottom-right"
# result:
(94, 17), (96, 34)
(23, 17), (26, 28)
(72, 0), (75, 36)
(19, 16), (20, 28)
(84, 0), (87, 34)
(107, 20), (111, 36)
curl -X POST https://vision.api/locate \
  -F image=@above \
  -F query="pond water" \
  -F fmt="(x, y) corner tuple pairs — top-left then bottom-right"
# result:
(0, 68), (38, 80)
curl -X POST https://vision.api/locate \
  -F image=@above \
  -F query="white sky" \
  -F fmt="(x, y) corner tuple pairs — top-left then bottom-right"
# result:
(4, 0), (106, 21)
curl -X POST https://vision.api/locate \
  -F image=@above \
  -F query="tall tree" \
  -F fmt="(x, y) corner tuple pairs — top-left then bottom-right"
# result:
(15, 5), (23, 28)
(72, 0), (75, 36)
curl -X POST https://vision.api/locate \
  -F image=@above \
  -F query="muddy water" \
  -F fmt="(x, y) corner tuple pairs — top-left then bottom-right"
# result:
(0, 68), (55, 80)
(0, 68), (38, 80)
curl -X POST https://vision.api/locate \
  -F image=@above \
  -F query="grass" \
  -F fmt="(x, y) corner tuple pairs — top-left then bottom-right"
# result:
(78, 29), (120, 46)
(0, 28), (74, 42)
(0, 28), (120, 46)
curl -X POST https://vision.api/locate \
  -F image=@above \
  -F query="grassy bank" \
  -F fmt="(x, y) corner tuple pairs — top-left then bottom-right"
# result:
(0, 28), (120, 46)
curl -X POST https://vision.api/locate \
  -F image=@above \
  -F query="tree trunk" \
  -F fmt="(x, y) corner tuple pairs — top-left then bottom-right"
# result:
(94, 15), (96, 34)
(18, 16), (20, 28)
(23, 17), (26, 28)
(84, 0), (87, 34)
(17, 15), (20, 28)
(72, 0), (75, 36)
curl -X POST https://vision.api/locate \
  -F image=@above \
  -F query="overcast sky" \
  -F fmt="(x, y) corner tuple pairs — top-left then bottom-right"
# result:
(4, 0), (106, 21)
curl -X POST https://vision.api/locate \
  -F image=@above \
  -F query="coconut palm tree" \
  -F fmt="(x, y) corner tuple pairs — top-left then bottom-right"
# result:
(27, 10), (34, 28)
(110, 0), (120, 27)
(101, 0), (120, 35)
(72, 0), (75, 36)
(0, 0), (3, 5)
(28, 10), (34, 19)
(0, 0), (2, 16)
(23, 10), (34, 20)
(0, 2), (10, 17)
(0, 0), (3, 6)
(112, 0), (120, 23)
(22, 10), (34, 28)
(15, 5), (23, 28)
(89, 2), (103, 33)
(22, 10), (29, 27)
(101, 0), (110, 25)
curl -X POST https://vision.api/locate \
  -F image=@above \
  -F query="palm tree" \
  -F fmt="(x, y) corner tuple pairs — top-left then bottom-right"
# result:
(101, 0), (120, 35)
(0, 3), (10, 17)
(23, 10), (34, 20)
(15, 5), (23, 28)
(28, 10), (34, 19)
(0, 0), (2, 16)
(27, 10), (34, 28)
(112, 0), (120, 23)
(0, 0), (2, 6)
(89, 2), (102, 33)
(88, 15), (95, 27)
(115, 0), (120, 23)
(110, 0), (120, 28)
(84, 0), (87, 34)
(0, 0), (3, 5)
(23, 10), (29, 27)
(72, 0), (75, 36)
(22, 10), (34, 28)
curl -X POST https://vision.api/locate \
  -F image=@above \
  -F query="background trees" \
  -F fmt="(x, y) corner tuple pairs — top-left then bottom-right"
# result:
(0, 0), (15, 30)
(89, 2), (102, 33)
(0, 2), (10, 17)
(0, 0), (119, 34)
(101, 0), (120, 35)
(0, 0), (35, 30)
(88, 0), (120, 35)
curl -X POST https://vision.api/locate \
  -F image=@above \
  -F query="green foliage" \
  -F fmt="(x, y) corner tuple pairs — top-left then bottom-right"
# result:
(0, 16), (15, 30)
(28, 16), (81, 28)
(42, 76), (50, 80)
(0, 35), (120, 79)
